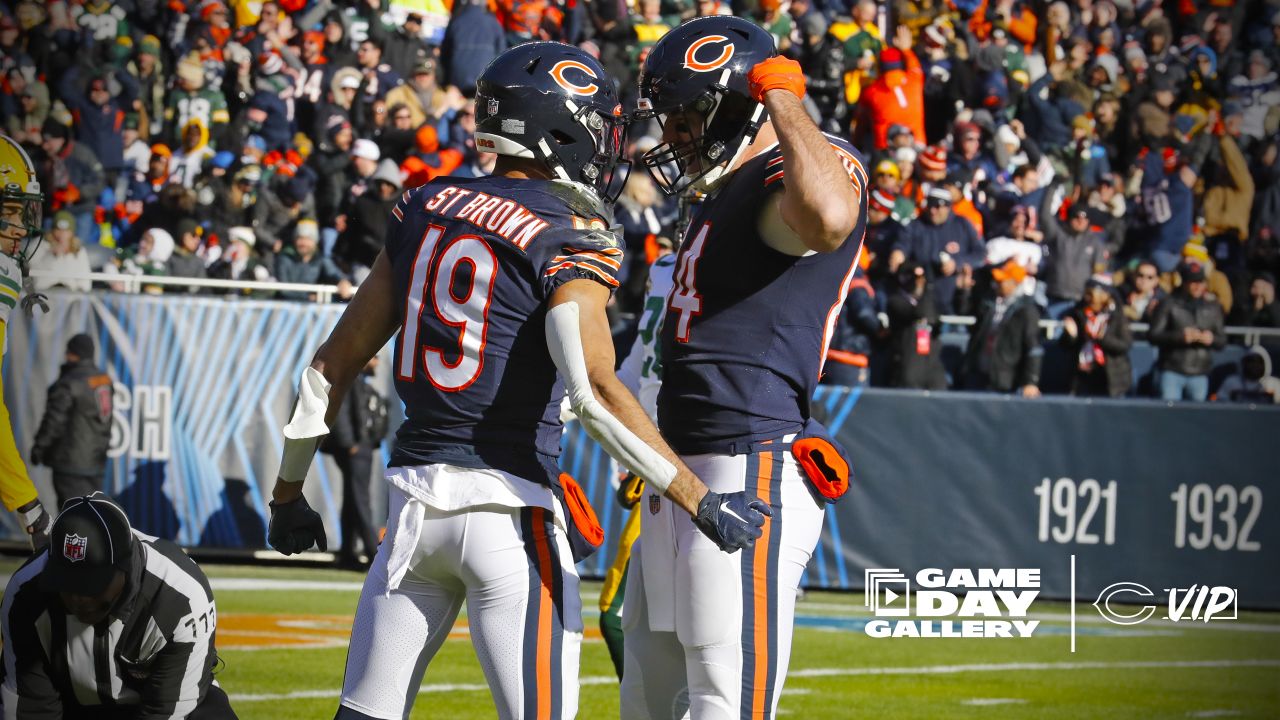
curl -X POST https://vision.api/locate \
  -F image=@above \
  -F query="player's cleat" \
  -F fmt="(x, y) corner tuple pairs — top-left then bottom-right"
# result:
(692, 489), (771, 552)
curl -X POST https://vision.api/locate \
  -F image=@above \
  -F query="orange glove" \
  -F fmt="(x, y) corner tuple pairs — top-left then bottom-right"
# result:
(747, 57), (806, 103)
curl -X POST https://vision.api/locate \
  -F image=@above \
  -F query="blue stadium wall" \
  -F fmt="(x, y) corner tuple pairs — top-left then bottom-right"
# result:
(4, 293), (1277, 605)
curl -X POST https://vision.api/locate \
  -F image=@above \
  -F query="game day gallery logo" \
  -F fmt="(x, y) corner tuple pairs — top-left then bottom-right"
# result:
(863, 568), (1041, 638)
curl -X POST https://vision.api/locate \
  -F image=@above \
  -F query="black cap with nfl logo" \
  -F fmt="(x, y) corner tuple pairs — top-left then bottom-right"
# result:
(43, 494), (135, 596)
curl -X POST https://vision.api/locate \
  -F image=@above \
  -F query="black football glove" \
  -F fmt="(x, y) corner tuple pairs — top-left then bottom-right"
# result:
(268, 494), (327, 555)
(18, 500), (49, 553)
(692, 490), (771, 553)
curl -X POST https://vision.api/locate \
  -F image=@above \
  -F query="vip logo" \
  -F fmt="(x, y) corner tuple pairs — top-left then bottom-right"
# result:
(63, 533), (88, 562)
(1094, 582), (1238, 625)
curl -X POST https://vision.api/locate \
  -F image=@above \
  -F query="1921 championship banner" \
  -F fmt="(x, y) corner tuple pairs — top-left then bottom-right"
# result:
(4, 292), (1276, 605)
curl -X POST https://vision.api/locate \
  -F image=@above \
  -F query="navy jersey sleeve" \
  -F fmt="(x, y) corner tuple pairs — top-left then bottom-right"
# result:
(384, 185), (432, 259)
(760, 136), (870, 203)
(530, 225), (626, 299)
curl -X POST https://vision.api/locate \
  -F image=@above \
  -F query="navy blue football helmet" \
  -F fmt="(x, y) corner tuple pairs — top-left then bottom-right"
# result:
(635, 17), (778, 195)
(474, 43), (629, 201)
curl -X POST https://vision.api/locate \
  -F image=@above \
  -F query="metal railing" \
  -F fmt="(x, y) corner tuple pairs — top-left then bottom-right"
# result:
(27, 270), (1280, 345)
(937, 315), (1280, 345)
(27, 270), (345, 304)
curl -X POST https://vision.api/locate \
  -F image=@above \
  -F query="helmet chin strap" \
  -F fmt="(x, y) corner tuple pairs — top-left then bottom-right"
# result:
(691, 101), (766, 194)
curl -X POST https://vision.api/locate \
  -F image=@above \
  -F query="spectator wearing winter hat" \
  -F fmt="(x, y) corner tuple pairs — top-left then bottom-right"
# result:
(245, 67), (295, 152)
(27, 212), (92, 292)
(3, 71), (49, 145)
(124, 34), (166, 136)
(164, 53), (230, 150)
(891, 186), (986, 314)
(1040, 191), (1107, 318)
(1136, 147), (1198, 274)
(336, 159), (401, 278)
(108, 227), (175, 295)
(948, 122), (998, 187)
(856, 25), (925, 150)
(367, 9), (435, 75)
(407, 124), (464, 182)
(864, 188), (904, 284)
(1060, 276), (1132, 398)
(42, 119), (105, 244)
(1228, 50), (1280, 144)
(166, 218), (209, 290)
(253, 169), (317, 257)
(1024, 59), (1087, 153)
(208, 226), (274, 294)
(885, 260), (946, 390)
(962, 259), (1044, 397)
(1149, 261), (1226, 402)
(315, 67), (363, 141)
(385, 59), (452, 135)
(275, 219), (352, 302)
(119, 113), (151, 177)
(169, 118), (216, 188)
(346, 138), (382, 200)
(1215, 345), (1280, 404)
(311, 120), (355, 228)
(57, 68), (134, 184)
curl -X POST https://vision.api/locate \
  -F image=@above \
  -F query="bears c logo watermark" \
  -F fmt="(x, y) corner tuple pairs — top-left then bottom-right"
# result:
(549, 60), (600, 96)
(683, 35), (735, 72)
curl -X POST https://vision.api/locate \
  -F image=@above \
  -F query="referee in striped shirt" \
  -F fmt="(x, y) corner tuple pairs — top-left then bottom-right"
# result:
(1, 494), (237, 719)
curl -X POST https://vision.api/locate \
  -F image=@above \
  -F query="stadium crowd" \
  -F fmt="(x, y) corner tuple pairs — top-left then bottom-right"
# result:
(3, 0), (1280, 401)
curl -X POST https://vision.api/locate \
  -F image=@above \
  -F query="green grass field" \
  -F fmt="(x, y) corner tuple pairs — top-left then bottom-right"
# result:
(5, 559), (1279, 719)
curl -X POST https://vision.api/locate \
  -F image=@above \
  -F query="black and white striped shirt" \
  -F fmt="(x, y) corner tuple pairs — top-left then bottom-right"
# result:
(1, 531), (219, 720)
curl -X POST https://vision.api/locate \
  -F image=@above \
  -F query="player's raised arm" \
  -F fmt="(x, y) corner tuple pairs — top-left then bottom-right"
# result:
(267, 249), (400, 555)
(750, 58), (860, 253)
(545, 278), (770, 553)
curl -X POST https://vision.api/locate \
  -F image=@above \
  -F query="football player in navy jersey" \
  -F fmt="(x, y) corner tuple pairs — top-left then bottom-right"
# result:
(621, 17), (869, 720)
(263, 43), (768, 720)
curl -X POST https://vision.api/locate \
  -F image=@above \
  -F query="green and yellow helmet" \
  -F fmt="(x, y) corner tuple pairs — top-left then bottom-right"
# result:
(0, 132), (44, 265)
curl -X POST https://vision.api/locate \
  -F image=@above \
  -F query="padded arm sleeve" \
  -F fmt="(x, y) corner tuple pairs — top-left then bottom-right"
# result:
(546, 302), (677, 493)
(278, 367), (332, 483)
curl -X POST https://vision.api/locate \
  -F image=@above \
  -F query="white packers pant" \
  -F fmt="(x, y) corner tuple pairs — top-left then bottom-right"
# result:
(339, 483), (582, 720)
(620, 439), (825, 720)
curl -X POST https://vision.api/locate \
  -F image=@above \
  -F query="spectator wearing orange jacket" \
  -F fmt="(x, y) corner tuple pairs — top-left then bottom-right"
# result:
(857, 25), (926, 150)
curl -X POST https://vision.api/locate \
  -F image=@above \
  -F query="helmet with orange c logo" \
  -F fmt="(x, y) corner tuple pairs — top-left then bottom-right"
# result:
(635, 17), (777, 195)
(474, 43), (630, 201)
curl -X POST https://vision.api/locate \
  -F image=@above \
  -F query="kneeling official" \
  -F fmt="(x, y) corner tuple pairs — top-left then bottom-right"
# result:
(1, 494), (236, 720)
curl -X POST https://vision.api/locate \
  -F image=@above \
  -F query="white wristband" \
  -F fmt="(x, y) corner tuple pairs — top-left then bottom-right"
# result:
(278, 367), (332, 483)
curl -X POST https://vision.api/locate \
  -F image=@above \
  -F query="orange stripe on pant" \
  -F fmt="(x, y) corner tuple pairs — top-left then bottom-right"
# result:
(752, 451), (773, 718)
(530, 507), (555, 720)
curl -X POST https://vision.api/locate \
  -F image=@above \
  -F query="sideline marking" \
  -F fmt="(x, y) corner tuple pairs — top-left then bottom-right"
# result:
(961, 698), (1027, 706)
(227, 659), (1280, 703)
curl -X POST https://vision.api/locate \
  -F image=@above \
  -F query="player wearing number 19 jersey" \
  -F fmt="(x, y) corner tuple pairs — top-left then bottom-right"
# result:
(622, 18), (867, 720)
(264, 43), (769, 720)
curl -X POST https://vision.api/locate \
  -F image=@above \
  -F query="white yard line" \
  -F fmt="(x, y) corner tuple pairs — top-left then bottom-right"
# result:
(227, 659), (1280, 703)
